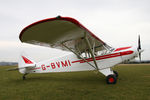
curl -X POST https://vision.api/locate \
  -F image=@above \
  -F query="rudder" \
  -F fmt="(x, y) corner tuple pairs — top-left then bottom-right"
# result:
(18, 52), (36, 74)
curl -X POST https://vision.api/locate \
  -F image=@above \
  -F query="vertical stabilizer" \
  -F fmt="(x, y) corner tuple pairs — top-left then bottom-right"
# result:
(18, 52), (36, 74)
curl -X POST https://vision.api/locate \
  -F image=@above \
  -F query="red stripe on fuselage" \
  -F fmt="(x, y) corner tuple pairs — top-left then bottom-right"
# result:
(114, 46), (131, 52)
(72, 50), (133, 63)
(30, 67), (41, 70)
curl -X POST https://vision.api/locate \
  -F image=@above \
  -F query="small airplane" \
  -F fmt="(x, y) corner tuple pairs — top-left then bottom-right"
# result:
(10, 16), (144, 84)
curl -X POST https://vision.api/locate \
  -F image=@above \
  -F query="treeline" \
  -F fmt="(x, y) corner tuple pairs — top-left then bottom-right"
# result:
(0, 62), (18, 66)
(123, 60), (150, 64)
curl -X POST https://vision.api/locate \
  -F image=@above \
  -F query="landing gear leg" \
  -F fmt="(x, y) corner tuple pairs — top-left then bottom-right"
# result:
(23, 73), (28, 80)
(113, 70), (118, 78)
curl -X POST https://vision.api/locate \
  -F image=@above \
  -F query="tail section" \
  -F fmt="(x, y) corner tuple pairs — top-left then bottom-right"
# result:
(18, 52), (36, 74)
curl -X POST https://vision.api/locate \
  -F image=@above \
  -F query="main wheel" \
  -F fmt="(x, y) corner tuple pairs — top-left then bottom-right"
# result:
(113, 70), (118, 78)
(106, 75), (117, 84)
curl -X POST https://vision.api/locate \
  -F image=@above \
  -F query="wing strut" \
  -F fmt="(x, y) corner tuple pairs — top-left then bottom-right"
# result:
(61, 43), (97, 69)
(84, 32), (99, 70)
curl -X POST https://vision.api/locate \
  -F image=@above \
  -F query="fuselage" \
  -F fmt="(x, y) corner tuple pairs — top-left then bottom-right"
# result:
(26, 46), (138, 74)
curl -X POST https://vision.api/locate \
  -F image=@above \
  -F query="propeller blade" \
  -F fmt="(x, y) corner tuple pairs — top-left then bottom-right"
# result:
(138, 35), (141, 50)
(137, 35), (142, 62)
(139, 52), (141, 62)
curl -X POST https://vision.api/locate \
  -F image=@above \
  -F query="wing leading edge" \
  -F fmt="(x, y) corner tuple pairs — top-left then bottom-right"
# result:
(20, 16), (113, 54)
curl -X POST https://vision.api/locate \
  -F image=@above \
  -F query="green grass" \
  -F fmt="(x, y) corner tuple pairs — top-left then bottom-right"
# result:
(0, 64), (150, 100)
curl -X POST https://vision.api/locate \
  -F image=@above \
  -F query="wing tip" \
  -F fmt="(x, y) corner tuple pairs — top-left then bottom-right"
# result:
(19, 16), (78, 42)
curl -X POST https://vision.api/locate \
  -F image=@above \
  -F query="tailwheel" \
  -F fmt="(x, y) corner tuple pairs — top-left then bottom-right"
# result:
(23, 75), (26, 80)
(113, 70), (118, 78)
(23, 73), (28, 80)
(106, 75), (117, 84)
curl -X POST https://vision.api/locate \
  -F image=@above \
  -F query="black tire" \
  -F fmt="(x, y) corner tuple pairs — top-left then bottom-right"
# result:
(113, 70), (118, 78)
(106, 75), (117, 84)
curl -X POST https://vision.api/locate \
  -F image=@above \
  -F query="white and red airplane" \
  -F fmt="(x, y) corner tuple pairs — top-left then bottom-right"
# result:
(11, 16), (144, 84)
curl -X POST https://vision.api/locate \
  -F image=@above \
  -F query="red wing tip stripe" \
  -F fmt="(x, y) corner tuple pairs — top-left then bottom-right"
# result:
(72, 50), (133, 63)
(22, 56), (33, 64)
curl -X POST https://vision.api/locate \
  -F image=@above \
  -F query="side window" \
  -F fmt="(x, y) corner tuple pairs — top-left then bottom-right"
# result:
(81, 52), (91, 58)
(97, 50), (111, 56)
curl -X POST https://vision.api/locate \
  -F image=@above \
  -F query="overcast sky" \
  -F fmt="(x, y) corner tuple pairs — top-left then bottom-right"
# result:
(0, 0), (150, 62)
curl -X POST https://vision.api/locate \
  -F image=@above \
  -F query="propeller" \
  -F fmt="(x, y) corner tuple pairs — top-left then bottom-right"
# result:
(137, 35), (142, 62)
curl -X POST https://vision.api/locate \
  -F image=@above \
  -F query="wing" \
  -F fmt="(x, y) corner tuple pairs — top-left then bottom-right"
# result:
(20, 16), (113, 53)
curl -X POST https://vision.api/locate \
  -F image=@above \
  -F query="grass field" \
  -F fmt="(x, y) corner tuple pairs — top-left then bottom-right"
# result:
(0, 64), (150, 100)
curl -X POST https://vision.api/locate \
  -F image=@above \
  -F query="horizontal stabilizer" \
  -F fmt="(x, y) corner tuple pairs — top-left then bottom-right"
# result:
(7, 64), (36, 71)
(7, 67), (20, 71)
